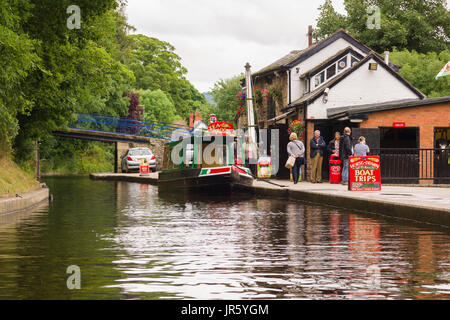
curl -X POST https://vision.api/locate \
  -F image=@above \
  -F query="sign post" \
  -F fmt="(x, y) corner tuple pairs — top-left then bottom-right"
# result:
(348, 156), (381, 191)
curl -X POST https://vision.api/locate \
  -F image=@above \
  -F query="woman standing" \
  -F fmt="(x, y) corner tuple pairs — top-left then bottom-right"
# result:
(287, 133), (305, 184)
(354, 136), (370, 156)
(327, 132), (341, 157)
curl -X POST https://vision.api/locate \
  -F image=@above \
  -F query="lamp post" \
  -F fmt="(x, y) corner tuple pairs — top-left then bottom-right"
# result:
(244, 63), (257, 145)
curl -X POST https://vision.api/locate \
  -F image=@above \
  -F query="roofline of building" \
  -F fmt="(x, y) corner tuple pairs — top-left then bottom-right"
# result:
(282, 52), (426, 111)
(251, 29), (402, 81)
(300, 46), (364, 79)
(327, 96), (450, 119)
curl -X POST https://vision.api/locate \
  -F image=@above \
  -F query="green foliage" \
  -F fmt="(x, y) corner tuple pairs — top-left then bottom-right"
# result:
(390, 49), (450, 97)
(313, 0), (347, 40)
(11, 0), (134, 163)
(1, 0), (209, 176)
(0, 0), (40, 149)
(138, 89), (179, 123)
(211, 75), (244, 123)
(39, 138), (114, 174)
(126, 34), (208, 122)
(314, 0), (450, 53)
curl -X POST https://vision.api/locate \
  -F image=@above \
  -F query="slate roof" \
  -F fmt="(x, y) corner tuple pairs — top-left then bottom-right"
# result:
(252, 29), (399, 78)
(327, 96), (450, 119)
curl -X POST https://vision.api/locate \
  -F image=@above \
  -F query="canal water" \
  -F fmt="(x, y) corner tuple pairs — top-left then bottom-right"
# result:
(0, 176), (448, 300)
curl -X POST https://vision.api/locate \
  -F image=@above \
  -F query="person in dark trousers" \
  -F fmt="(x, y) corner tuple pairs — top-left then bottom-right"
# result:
(287, 133), (305, 184)
(310, 130), (326, 183)
(339, 127), (353, 184)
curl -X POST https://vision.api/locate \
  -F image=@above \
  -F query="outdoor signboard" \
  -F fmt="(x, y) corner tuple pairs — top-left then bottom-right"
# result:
(348, 156), (381, 191)
(208, 122), (234, 136)
(393, 122), (406, 128)
(257, 156), (272, 179)
(140, 162), (150, 176)
(208, 114), (218, 124)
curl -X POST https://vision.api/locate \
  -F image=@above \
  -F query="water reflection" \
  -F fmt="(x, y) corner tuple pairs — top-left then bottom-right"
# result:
(0, 177), (448, 299)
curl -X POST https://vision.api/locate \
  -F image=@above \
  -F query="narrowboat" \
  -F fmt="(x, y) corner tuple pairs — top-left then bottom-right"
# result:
(158, 135), (254, 193)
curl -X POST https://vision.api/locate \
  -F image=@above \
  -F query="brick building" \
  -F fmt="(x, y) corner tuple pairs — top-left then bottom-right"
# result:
(237, 28), (449, 183)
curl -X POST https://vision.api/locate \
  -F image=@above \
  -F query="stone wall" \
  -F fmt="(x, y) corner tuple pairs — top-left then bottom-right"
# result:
(116, 138), (166, 172)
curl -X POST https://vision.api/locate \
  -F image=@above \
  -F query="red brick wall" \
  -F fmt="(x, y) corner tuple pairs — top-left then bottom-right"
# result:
(360, 102), (449, 184)
(359, 103), (450, 149)
(253, 73), (288, 128)
(305, 121), (315, 181)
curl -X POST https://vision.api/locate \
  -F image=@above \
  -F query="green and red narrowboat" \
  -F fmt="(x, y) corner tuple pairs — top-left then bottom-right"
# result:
(158, 135), (254, 192)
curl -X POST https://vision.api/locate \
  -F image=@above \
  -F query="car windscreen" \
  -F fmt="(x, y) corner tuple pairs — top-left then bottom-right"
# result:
(129, 149), (152, 156)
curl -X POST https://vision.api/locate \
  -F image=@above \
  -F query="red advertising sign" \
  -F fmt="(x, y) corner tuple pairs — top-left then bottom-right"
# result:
(393, 122), (406, 127)
(208, 122), (234, 136)
(348, 156), (381, 191)
(140, 163), (149, 176)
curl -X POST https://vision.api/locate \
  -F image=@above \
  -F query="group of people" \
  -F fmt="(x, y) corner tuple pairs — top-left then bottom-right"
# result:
(287, 127), (370, 184)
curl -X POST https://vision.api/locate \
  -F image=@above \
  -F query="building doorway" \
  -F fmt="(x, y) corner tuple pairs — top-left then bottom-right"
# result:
(267, 123), (290, 179)
(379, 127), (419, 183)
(314, 121), (355, 180)
(434, 127), (450, 184)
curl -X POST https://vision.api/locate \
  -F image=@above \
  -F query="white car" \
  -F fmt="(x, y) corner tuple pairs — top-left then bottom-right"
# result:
(121, 148), (156, 173)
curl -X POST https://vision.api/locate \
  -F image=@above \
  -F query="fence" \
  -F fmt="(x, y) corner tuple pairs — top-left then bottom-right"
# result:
(70, 114), (191, 140)
(370, 148), (450, 184)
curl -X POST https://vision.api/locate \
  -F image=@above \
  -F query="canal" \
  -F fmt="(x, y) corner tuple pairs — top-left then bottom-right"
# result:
(0, 176), (448, 299)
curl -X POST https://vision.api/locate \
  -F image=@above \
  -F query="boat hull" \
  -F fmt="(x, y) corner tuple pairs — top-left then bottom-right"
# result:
(158, 166), (254, 193)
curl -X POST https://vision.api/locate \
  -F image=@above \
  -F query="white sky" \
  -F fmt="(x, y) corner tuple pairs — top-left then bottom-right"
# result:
(125, 0), (346, 92)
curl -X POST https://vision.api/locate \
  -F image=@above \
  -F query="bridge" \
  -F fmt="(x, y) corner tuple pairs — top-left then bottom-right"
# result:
(52, 114), (192, 172)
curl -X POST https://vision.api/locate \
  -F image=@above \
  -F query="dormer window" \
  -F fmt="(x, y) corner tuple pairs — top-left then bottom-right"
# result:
(314, 71), (325, 86)
(326, 64), (336, 79)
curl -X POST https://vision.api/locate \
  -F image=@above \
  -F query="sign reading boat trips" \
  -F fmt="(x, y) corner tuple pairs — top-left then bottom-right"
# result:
(208, 122), (234, 136)
(348, 156), (381, 191)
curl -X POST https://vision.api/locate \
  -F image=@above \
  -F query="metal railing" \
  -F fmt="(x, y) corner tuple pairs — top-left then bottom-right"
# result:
(370, 148), (450, 184)
(69, 114), (191, 140)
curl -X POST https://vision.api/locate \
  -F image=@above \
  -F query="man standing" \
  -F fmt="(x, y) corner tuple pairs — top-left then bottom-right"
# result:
(339, 127), (353, 184)
(310, 130), (326, 183)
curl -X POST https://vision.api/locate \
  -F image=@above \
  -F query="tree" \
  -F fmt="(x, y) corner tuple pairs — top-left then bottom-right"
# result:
(211, 75), (243, 123)
(12, 0), (134, 162)
(138, 89), (179, 124)
(313, 0), (346, 41)
(390, 48), (450, 97)
(126, 34), (208, 122)
(314, 0), (450, 53)
(0, 0), (40, 151)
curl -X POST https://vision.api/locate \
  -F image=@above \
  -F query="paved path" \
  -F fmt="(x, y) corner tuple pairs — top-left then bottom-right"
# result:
(253, 180), (450, 214)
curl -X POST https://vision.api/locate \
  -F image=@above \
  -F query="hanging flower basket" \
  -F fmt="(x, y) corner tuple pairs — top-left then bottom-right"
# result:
(288, 120), (305, 140)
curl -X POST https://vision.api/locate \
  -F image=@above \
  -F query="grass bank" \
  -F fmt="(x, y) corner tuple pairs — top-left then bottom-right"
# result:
(0, 156), (40, 198)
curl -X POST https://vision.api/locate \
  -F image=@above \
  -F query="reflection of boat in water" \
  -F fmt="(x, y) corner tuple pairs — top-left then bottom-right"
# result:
(158, 135), (254, 193)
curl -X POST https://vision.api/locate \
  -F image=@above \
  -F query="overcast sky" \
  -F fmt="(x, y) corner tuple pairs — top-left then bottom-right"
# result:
(125, 0), (346, 93)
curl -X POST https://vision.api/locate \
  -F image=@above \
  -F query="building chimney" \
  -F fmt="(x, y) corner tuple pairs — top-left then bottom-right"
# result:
(308, 25), (313, 47)
(384, 51), (390, 65)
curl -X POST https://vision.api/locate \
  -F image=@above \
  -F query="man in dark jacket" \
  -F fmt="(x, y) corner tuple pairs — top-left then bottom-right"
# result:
(339, 127), (353, 184)
(310, 130), (326, 183)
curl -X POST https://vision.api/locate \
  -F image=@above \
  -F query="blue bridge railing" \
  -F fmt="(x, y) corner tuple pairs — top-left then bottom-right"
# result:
(69, 114), (192, 141)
